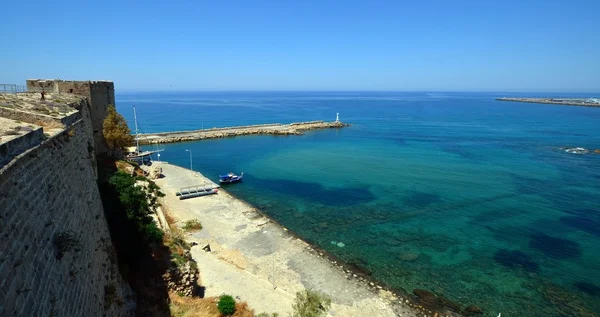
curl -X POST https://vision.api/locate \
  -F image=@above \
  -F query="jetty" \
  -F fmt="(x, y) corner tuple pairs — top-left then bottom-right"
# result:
(138, 120), (350, 144)
(497, 97), (600, 108)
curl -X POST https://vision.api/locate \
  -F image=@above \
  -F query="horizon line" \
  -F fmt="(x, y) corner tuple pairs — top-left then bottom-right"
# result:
(114, 89), (600, 95)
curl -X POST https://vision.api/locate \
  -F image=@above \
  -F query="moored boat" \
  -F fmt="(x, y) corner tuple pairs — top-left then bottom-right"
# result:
(125, 105), (163, 165)
(219, 172), (243, 183)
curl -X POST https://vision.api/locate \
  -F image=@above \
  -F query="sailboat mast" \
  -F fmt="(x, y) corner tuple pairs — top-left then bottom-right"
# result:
(133, 105), (140, 151)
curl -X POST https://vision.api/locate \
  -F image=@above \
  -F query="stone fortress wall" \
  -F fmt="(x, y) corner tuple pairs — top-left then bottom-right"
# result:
(27, 79), (115, 154)
(0, 80), (134, 316)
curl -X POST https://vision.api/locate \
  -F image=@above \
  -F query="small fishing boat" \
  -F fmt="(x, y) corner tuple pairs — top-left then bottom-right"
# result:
(219, 172), (243, 184)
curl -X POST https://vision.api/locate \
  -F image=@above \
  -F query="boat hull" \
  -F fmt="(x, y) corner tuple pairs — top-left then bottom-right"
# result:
(219, 172), (243, 184)
(219, 177), (242, 184)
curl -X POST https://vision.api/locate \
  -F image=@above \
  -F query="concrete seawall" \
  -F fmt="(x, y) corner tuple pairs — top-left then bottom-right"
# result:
(138, 120), (350, 144)
(497, 97), (600, 108)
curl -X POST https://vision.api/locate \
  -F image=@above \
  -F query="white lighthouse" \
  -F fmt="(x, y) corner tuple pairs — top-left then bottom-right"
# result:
(336, 112), (339, 123)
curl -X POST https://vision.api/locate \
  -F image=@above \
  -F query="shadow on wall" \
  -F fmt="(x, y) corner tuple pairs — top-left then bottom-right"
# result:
(97, 156), (171, 317)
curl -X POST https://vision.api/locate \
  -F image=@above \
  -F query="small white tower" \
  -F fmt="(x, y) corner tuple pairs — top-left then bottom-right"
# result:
(336, 112), (339, 123)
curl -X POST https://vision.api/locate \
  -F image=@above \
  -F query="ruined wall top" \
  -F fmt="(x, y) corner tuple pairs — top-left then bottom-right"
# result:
(26, 79), (114, 96)
(24, 79), (114, 153)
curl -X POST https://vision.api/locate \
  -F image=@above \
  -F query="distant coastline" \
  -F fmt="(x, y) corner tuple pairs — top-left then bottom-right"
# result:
(497, 97), (600, 107)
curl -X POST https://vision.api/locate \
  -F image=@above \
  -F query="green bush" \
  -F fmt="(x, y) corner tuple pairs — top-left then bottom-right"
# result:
(292, 289), (331, 317)
(257, 313), (279, 317)
(141, 222), (164, 243)
(217, 295), (236, 316)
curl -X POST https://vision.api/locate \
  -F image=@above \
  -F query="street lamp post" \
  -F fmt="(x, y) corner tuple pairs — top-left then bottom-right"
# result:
(185, 149), (193, 172)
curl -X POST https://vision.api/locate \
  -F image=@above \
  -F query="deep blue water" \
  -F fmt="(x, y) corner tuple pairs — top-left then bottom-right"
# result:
(117, 92), (600, 316)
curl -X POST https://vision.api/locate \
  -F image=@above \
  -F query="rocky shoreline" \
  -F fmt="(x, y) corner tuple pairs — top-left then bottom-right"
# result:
(138, 120), (350, 144)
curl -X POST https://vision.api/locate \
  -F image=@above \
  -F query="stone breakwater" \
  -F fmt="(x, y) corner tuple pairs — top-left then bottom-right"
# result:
(497, 97), (600, 108)
(138, 120), (350, 144)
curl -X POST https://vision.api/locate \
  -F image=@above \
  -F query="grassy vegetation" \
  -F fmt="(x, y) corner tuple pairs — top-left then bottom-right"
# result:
(291, 289), (331, 317)
(183, 219), (203, 232)
(162, 224), (193, 267)
(169, 292), (254, 317)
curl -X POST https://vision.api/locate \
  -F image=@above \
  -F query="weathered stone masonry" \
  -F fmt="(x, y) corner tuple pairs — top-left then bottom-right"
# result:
(0, 92), (133, 316)
(27, 79), (114, 154)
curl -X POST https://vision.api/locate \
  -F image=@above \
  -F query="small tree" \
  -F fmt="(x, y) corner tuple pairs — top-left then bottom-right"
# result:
(217, 295), (236, 316)
(103, 105), (134, 156)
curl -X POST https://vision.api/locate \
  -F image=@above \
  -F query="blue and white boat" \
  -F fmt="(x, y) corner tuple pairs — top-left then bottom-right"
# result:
(219, 172), (243, 184)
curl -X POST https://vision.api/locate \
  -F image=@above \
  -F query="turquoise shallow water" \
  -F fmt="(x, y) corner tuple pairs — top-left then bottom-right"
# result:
(118, 92), (600, 316)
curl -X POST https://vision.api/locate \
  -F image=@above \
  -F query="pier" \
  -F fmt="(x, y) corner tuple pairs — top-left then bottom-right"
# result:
(138, 120), (350, 144)
(497, 97), (600, 107)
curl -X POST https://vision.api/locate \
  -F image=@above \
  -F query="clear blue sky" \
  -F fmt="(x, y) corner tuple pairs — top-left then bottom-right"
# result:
(2, 0), (599, 91)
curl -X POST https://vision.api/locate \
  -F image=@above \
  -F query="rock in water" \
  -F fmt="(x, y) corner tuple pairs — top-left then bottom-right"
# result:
(464, 305), (484, 315)
(331, 240), (337, 245)
(337, 242), (345, 247)
(413, 289), (437, 304)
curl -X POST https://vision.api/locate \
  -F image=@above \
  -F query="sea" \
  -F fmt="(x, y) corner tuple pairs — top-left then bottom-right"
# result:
(117, 91), (600, 317)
